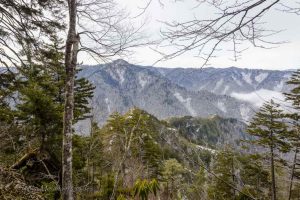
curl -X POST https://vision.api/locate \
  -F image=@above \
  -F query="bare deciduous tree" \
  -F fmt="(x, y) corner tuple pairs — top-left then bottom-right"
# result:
(62, 1), (148, 199)
(142, 0), (300, 66)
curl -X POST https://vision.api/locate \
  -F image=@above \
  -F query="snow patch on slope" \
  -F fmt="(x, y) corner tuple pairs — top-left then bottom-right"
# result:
(232, 76), (242, 86)
(242, 72), (252, 84)
(255, 73), (268, 83)
(138, 74), (148, 88)
(199, 82), (208, 90)
(222, 85), (230, 94)
(105, 98), (111, 113)
(213, 79), (224, 92)
(196, 145), (216, 154)
(239, 106), (252, 123)
(116, 68), (125, 84)
(217, 101), (227, 113)
(273, 73), (291, 91)
(273, 80), (285, 91)
(174, 92), (196, 116)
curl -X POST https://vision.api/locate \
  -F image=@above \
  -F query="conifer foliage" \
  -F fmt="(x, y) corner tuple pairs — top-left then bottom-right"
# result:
(284, 69), (300, 200)
(246, 100), (290, 200)
(0, 33), (94, 185)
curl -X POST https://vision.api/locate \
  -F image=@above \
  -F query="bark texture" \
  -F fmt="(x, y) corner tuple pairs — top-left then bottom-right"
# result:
(62, 0), (78, 199)
(288, 147), (298, 200)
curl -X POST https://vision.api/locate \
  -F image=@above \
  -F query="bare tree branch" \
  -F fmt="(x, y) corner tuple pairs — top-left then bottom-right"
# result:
(153, 0), (299, 66)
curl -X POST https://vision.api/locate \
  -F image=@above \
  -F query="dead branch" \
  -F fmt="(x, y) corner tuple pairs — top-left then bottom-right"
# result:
(10, 149), (38, 170)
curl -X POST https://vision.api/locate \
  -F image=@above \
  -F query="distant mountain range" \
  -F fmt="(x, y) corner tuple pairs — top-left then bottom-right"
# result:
(75, 60), (293, 133)
(152, 66), (292, 108)
(154, 66), (292, 95)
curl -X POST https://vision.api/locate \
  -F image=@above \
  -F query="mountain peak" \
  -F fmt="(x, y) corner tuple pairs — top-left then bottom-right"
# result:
(112, 59), (129, 66)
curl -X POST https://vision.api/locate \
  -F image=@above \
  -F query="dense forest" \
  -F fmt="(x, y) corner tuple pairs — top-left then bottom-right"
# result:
(1, 0), (300, 200)
(2, 64), (300, 199)
(2, 73), (300, 200)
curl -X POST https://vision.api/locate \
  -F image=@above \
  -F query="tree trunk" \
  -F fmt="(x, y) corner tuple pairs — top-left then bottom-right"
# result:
(92, 163), (95, 196)
(231, 156), (236, 197)
(62, 0), (78, 199)
(289, 147), (298, 200)
(270, 144), (277, 200)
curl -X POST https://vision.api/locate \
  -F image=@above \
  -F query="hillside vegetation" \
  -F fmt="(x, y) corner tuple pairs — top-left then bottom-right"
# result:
(2, 103), (300, 199)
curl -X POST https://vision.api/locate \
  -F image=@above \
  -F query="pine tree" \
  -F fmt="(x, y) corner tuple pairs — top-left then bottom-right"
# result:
(0, 0), (65, 71)
(238, 153), (270, 199)
(0, 71), (16, 122)
(285, 70), (300, 110)
(74, 75), (95, 121)
(207, 147), (237, 200)
(0, 34), (94, 188)
(0, 0), (65, 170)
(246, 100), (290, 200)
(15, 34), (94, 154)
(284, 69), (300, 200)
(186, 166), (206, 199)
(162, 158), (185, 200)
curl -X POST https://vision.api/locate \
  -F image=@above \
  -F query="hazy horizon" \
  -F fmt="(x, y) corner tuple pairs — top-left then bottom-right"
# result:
(81, 59), (298, 71)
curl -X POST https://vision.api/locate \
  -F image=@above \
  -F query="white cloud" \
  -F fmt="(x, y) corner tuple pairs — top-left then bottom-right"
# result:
(230, 89), (285, 108)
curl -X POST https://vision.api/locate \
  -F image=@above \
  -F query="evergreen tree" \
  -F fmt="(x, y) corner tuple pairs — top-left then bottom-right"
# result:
(207, 147), (237, 200)
(238, 153), (270, 199)
(285, 70), (300, 110)
(97, 109), (165, 199)
(74, 75), (95, 121)
(246, 100), (290, 200)
(0, 0), (65, 71)
(162, 158), (186, 200)
(0, 71), (17, 123)
(0, 34), (94, 187)
(0, 0), (65, 171)
(284, 69), (300, 200)
(185, 166), (206, 200)
(15, 34), (94, 154)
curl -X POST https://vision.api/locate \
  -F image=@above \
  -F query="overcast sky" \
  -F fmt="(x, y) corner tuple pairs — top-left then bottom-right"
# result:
(81, 0), (300, 70)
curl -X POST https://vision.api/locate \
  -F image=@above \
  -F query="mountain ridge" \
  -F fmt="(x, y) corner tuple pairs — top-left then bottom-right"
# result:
(75, 60), (291, 133)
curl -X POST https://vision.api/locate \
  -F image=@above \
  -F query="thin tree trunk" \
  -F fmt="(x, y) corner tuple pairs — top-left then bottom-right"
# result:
(109, 114), (142, 200)
(62, 0), (78, 199)
(92, 163), (95, 196)
(231, 156), (236, 197)
(270, 144), (277, 200)
(289, 147), (298, 200)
